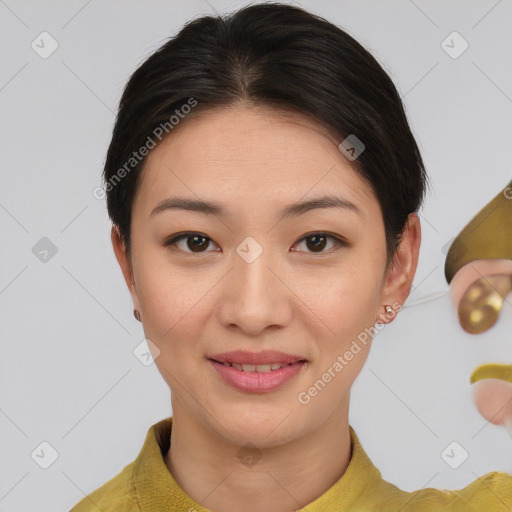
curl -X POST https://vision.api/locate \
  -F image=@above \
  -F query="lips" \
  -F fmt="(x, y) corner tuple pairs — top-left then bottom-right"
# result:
(207, 350), (308, 393)
(208, 359), (306, 393)
(207, 350), (307, 366)
(217, 361), (297, 373)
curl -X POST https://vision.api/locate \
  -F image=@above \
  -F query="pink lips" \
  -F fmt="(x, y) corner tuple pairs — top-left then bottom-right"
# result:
(207, 350), (307, 393)
(209, 359), (305, 393)
(208, 350), (306, 365)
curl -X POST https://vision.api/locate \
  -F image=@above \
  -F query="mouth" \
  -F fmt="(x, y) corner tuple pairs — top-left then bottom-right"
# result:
(208, 360), (306, 373)
(470, 363), (512, 384)
(207, 351), (308, 393)
(207, 349), (307, 366)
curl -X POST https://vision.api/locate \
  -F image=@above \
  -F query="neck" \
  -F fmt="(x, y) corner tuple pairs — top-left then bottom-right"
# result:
(164, 399), (352, 512)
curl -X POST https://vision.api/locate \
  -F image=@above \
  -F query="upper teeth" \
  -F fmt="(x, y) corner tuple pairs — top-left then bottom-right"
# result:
(223, 362), (292, 372)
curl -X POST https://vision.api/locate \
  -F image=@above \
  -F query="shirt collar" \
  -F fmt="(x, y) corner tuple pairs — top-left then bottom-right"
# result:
(133, 416), (384, 511)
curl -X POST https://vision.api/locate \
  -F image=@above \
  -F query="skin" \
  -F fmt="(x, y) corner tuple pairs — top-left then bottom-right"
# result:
(111, 103), (421, 512)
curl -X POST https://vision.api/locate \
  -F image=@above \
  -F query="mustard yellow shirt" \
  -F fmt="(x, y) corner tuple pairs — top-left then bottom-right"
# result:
(70, 416), (512, 511)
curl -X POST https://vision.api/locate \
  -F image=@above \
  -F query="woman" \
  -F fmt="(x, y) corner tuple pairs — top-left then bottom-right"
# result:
(71, 2), (512, 511)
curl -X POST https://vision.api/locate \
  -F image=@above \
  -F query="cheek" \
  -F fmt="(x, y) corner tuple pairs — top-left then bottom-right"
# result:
(135, 245), (213, 318)
(315, 259), (383, 339)
(133, 254), (214, 366)
(303, 255), (384, 393)
(140, 283), (209, 390)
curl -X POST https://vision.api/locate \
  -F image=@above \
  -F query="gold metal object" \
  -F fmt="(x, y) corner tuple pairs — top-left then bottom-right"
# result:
(470, 363), (512, 384)
(444, 179), (512, 284)
(444, 178), (512, 334)
(458, 274), (512, 334)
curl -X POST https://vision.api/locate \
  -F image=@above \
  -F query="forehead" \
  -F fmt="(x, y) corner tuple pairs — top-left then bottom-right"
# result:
(133, 104), (378, 219)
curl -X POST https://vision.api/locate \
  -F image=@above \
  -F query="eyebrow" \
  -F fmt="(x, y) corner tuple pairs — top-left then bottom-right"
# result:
(150, 194), (364, 221)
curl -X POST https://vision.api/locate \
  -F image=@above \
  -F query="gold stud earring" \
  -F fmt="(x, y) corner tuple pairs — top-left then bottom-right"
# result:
(133, 309), (141, 322)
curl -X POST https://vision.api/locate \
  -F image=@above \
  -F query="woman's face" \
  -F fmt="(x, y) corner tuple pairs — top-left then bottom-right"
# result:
(113, 104), (417, 446)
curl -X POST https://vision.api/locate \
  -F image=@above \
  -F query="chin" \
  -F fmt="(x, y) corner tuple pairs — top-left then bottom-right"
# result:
(210, 404), (305, 447)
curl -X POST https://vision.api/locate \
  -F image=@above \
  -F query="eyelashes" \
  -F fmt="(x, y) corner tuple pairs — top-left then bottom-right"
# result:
(163, 232), (220, 254)
(163, 231), (346, 255)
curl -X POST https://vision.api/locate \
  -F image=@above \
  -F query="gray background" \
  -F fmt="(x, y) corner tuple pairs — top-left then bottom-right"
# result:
(1, 0), (511, 510)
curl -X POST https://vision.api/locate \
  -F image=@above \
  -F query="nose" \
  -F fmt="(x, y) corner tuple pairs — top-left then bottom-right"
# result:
(216, 243), (293, 336)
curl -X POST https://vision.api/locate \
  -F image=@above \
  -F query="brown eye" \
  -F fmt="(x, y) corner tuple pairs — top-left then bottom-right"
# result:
(186, 235), (210, 252)
(164, 232), (219, 253)
(293, 233), (344, 254)
(305, 234), (327, 252)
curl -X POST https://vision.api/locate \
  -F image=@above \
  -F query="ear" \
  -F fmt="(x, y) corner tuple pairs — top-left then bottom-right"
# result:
(111, 225), (141, 313)
(378, 212), (421, 323)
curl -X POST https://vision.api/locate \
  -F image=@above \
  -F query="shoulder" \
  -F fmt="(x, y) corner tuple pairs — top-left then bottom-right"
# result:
(69, 461), (139, 512)
(375, 470), (512, 511)
(449, 470), (512, 508)
(345, 427), (512, 511)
